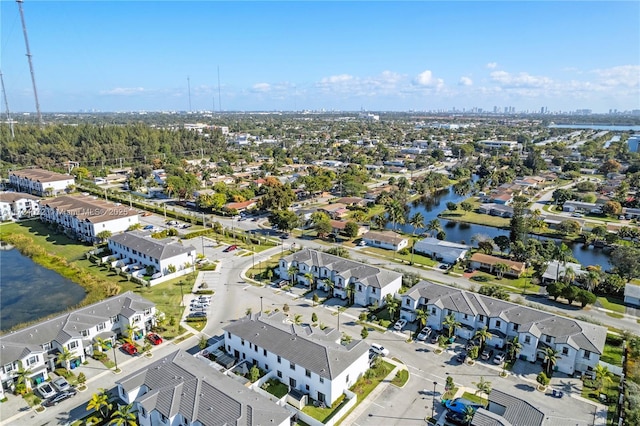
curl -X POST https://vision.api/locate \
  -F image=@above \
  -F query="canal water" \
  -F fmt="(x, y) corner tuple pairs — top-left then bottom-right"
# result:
(386, 183), (612, 269)
(0, 248), (86, 331)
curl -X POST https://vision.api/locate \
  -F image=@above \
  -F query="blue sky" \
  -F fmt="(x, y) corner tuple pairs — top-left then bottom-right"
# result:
(1, 1), (638, 113)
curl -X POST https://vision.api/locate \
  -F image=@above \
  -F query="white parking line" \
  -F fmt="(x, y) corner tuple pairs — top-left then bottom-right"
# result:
(406, 364), (447, 382)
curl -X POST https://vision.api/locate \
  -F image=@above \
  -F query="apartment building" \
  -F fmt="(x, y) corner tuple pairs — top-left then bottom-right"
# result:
(223, 312), (369, 405)
(40, 195), (139, 243)
(279, 248), (402, 307)
(0, 292), (155, 399)
(116, 350), (291, 426)
(399, 281), (607, 376)
(0, 192), (41, 221)
(8, 168), (75, 197)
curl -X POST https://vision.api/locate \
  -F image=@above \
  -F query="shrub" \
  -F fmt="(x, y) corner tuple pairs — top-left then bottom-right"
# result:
(398, 248), (410, 256)
(537, 372), (550, 386)
(472, 275), (490, 282)
(194, 290), (214, 295)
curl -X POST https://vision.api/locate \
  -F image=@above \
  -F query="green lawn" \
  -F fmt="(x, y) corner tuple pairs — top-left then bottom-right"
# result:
(468, 269), (540, 294)
(302, 394), (347, 423)
(581, 375), (620, 424)
(1, 220), (93, 260)
(601, 334), (624, 366)
(391, 369), (409, 387)
(439, 209), (510, 229)
(597, 296), (626, 314)
(361, 246), (438, 267)
(461, 391), (487, 406)
(263, 379), (289, 399)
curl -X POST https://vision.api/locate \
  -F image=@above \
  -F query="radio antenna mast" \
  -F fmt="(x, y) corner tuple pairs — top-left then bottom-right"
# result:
(0, 71), (15, 138)
(187, 76), (192, 112)
(16, 0), (43, 127)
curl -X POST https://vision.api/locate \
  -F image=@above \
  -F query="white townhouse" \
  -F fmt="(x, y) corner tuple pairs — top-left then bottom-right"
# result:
(0, 192), (41, 221)
(108, 231), (197, 285)
(413, 237), (470, 264)
(116, 350), (291, 426)
(40, 195), (139, 243)
(279, 248), (402, 307)
(399, 281), (607, 376)
(0, 292), (155, 399)
(478, 140), (519, 151)
(9, 168), (75, 196)
(361, 230), (409, 252)
(223, 313), (370, 405)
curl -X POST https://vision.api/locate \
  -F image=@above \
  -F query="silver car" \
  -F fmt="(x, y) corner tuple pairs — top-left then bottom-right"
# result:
(52, 377), (71, 392)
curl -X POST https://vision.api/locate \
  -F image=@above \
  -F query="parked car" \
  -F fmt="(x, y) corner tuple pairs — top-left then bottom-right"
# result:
(358, 240), (367, 246)
(251, 217), (259, 222)
(368, 351), (379, 366)
(187, 312), (207, 319)
(280, 233), (290, 239)
(224, 244), (238, 252)
(394, 319), (407, 331)
(493, 352), (506, 364)
(370, 343), (390, 357)
(456, 351), (467, 363)
(481, 349), (494, 361)
(147, 333), (163, 345)
(37, 382), (56, 399)
(190, 305), (207, 312)
(42, 389), (77, 407)
(197, 295), (212, 303)
(430, 333), (440, 344)
(121, 342), (138, 355)
(142, 212), (152, 217)
(167, 220), (178, 226)
(143, 225), (154, 230)
(445, 398), (483, 414)
(417, 327), (432, 341)
(439, 263), (450, 270)
(445, 410), (467, 425)
(466, 340), (479, 351)
(275, 279), (288, 288)
(52, 377), (71, 392)
(190, 300), (210, 307)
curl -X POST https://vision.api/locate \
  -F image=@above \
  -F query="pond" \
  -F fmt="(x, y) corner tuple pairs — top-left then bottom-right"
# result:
(0, 248), (86, 331)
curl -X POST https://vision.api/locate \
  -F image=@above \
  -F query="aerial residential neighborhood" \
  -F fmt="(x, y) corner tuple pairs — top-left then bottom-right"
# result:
(0, 1), (639, 425)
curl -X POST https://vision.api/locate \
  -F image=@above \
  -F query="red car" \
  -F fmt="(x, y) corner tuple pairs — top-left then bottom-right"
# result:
(121, 342), (138, 355)
(224, 245), (238, 252)
(147, 333), (163, 345)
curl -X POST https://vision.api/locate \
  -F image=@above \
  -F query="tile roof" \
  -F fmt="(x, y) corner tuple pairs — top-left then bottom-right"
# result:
(9, 168), (74, 183)
(283, 248), (402, 289)
(223, 312), (369, 380)
(0, 292), (154, 362)
(109, 231), (196, 261)
(41, 195), (138, 223)
(117, 350), (290, 426)
(404, 281), (606, 354)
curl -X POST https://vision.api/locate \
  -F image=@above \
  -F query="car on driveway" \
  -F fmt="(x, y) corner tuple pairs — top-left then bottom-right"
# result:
(369, 343), (390, 357)
(37, 382), (56, 399)
(445, 398), (484, 414)
(493, 352), (506, 364)
(417, 327), (432, 341)
(187, 311), (207, 319)
(394, 319), (407, 331)
(52, 377), (71, 392)
(466, 340), (479, 351)
(430, 332), (440, 344)
(456, 351), (467, 363)
(42, 389), (77, 407)
(224, 244), (238, 252)
(445, 410), (468, 425)
(142, 212), (152, 217)
(121, 342), (138, 355)
(143, 225), (154, 230)
(481, 348), (494, 361)
(147, 333), (163, 345)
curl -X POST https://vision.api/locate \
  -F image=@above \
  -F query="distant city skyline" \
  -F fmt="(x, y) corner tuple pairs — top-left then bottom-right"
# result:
(1, 1), (638, 114)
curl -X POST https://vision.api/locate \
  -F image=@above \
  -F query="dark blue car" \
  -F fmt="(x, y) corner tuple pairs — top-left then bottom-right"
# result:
(445, 398), (483, 414)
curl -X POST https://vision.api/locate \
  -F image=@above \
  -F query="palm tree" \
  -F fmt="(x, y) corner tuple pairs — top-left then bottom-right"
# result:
(125, 323), (139, 341)
(585, 270), (602, 293)
(474, 327), (493, 352)
(94, 336), (112, 353)
(473, 376), (492, 400)
(323, 278), (335, 298)
(408, 212), (425, 236)
(493, 263), (509, 279)
(506, 336), (522, 362)
(543, 348), (560, 375)
(372, 214), (387, 230)
(58, 347), (74, 373)
(462, 405), (475, 425)
(442, 313), (461, 339)
(554, 243), (573, 282)
(386, 295), (400, 321)
(346, 282), (356, 305)
(304, 272), (315, 290)
(415, 308), (429, 329)
(595, 364), (614, 392)
(287, 265), (299, 285)
(87, 389), (112, 423)
(293, 314), (303, 325)
(562, 266), (576, 284)
(109, 403), (137, 426)
(426, 219), (441, 238)
(14, 363), (33, 393)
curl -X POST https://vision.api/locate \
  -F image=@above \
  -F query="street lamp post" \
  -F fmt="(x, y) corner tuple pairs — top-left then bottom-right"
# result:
(432, 381), (437, 421)
(260, 296), (263, 314)
(112, 344), (119, 372)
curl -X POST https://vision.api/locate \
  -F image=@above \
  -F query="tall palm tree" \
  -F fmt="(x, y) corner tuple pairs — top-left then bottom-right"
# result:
(585, 270), (602, 292)
(287, 265), (299, 285)
(322, 278), (334, 298)
(426, 219), (441, 238)
(543, 348), (560, 375)
(14, 363), (33, 393)
(293, 314), (303, 325)
(474, 327), (493, 352)
(553, 243), (573, 282)
(372, 214), (388, 230)
(415, 308), (429, 329)
(408, 212), (425, 236)
(346, 282), (356, 305)
(87, 389), (112, 423)
(462, 405), (475, 425)
(57, 347), (74, 373)
(494, 263), (510, 279)
(473, 376), (492, 399)
(442, 313), (461, 339)
(595, 364), (614, 392)
(303, 272), (315, 290)
(109, 403), (137, 426)
(125, 323), (139, 341)
(507, 336), (522, 362)
(94, 336), (112, 353)
(562, 266), (576, 284)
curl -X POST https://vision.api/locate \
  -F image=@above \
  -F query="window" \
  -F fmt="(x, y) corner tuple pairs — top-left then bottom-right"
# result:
(265, 364), (269, 371)
(513, 324), (519, 331)
(358, 285), (362, 291)
(110, 316), (118, 323)
(562, 347), (569, 355)
(42, 342), (51, 351)
(405, 299), (410, 306)
(495, 320), (501, 328)
(277, 370), (282, 378)
(346, 374), (350, 383)
(254, 345), (258, 352)
(97, 323), (105, 331)
(305, 384), (310, 391)
(241, 339), (245, 346)
(277, 355), (281, 364)
(431, 308), (436, 315)
(306, 369), (311, 378)
(81, 330), (89, 337)
(318, 392), (326, 402)
(464, 314), (468, 320)
(68, 341), (78, 350)
(289, 378), (297, 388)
(27, 355), (38, 365)
(545, 336), (552, 343)
(290, 362), (295, 370)
(4, 363), (14, 373)
(479, 315), (485, 322)
(227, 332), (231, 338)
(263, 349), (267, 356)
(584, 350), (591, 359)
(524, 336), (531, 344)
(320, 377), (324, 384)
(372, 288), (376, 294)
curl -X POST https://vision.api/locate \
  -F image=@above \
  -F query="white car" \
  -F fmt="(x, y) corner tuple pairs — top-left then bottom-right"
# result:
(394, 319), (407, 331)
(417, 327), (432, 341)
(52, 377), (71, 392)
(37, 382), (56, 399)
(369, 343), (390, 357)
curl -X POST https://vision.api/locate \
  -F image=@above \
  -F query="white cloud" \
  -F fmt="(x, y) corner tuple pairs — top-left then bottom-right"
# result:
(252, 83), (271, 93)
(591, 65), (640, 88)
(459, 76), (473, 86)
(320, 74), (354, 84)
(100, 87), (145, 96)
(414, 70), (444, 88)
(490, 71), (553, 88)
(486, 62), (498, 69)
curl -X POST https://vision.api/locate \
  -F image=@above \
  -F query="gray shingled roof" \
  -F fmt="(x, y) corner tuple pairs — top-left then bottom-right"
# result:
(0, 192), (41, 202)
(0, 292), (154, 362)
(471, 389), (544, 426)
(404, 281), (607, 354)
(109, 230), (196, 261)
(116, 350), (291, 426)
(283, 248), (401, 289)
(10, 168), (74, 183)
(41, 195), (138, 223)
(223, 312), (369, 380)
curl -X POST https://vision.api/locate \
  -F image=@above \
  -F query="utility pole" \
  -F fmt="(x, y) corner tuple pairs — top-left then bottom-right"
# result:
(187, 76), (192, 112)
(16, 0), (43, 127)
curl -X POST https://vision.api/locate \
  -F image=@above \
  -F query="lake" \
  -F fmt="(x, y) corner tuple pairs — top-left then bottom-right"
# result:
(548, 124), (640, 132)
(0, 248), (86, 331)
(386, 184), (612, 269)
